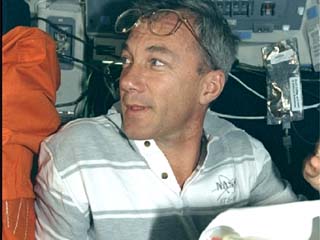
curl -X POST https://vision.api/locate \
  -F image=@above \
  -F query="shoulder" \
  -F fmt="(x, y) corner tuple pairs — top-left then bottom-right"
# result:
(42, 113), (133, 168)
(45, 114), (122, 146)
(205, 110), (270, 168)
(204, 110), (259, 150)
(41, 112), (143, 171)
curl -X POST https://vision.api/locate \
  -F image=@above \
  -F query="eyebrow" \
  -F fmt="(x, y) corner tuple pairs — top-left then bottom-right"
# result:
(146, 45), (176, 56)
(121, 43), (177, 58)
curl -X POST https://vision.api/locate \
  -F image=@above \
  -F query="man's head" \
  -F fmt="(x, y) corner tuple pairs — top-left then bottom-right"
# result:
(116, 0), (238, 141)
(117, 0), (239, 75)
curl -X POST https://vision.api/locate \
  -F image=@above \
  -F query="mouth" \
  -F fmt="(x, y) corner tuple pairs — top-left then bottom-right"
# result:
(127, 104), (147, 111)
(124, 104), (150, 116)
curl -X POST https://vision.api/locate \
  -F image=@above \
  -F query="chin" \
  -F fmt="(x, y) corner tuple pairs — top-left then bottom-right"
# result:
(124, 130), (152, 140)
(122, 123), (152, 140)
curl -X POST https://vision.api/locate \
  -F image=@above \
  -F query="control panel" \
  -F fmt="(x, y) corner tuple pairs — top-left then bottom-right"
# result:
(214, 0), (306, 32)
(46, 16), (75, 70)
(37, 0), (86, 119)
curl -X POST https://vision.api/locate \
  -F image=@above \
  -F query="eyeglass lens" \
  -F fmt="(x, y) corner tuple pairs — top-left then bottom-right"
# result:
(115, 9), (141, 33)
(149, 11), (182, 36)
(115, 9), (213, 64)
(116, 9), (183, 36)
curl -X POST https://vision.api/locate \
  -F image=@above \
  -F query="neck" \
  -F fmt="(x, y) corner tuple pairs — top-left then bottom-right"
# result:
(155, 130), (205, 188)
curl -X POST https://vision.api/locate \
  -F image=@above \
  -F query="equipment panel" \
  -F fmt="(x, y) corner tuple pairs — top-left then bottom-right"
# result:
(215, 0), (306, 32)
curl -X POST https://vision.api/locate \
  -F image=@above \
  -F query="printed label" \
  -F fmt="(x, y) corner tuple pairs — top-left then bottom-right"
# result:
(289, 77), (303, 112)
(270, 49), (295, 65)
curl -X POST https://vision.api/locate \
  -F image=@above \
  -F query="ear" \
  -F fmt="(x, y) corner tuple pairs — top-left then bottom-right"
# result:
(199, 70), (225, 105)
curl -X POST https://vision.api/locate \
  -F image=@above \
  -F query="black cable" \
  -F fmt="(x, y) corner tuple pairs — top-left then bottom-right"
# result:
(70, 62), (118, 118)
(58, 54), (119, 96)
(57, 54), (103, 74)
(57, 55), (119, 114)
(282, 124), (292, 165)
(31, 17), (89, 46)
(232, 67), (266, 77)
(238, 62), (266, 73)
(31, 16), (121, 118)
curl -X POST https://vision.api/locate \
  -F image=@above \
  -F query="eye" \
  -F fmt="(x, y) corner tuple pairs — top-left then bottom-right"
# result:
(121, 55), (132, 67)
(150, 58), (165, 67)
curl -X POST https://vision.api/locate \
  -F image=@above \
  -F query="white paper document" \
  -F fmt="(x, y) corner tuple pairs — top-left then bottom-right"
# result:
(199, 200), (320, 240)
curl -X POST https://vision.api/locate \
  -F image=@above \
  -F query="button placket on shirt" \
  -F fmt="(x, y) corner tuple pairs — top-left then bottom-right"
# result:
(144, 140), (169, 181)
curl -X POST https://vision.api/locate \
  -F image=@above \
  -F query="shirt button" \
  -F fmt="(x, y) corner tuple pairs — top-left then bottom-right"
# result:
(144, 141), (151, 147)
(161, 172), (168, 179)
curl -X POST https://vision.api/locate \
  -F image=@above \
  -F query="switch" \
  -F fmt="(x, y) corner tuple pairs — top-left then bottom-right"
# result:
(261, 2), (275, 16)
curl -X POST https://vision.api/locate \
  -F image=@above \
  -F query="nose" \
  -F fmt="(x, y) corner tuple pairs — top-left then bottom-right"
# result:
(120, 64), (146, 94)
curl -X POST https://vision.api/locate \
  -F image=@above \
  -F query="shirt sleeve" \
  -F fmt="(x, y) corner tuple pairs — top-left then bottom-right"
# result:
(248, 138), (299, 206)
(34, 142), (91, 240)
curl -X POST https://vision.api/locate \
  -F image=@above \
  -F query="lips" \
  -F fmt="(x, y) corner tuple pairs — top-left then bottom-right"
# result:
(128, 104), (147, 111)
(124, 104), (150, 117)
(121, 95), (151, 115)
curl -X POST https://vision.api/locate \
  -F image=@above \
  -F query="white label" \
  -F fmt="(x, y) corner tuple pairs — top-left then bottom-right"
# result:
(289, 77), (303, 112)
(270, 49), (295, 64)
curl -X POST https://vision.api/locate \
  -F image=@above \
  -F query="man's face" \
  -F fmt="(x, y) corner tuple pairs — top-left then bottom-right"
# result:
(119, 13), (207, 141)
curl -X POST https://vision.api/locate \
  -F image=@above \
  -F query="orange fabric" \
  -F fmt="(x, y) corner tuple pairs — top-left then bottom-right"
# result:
(2, 199), (35, 240)
(2, 26), (61, 239)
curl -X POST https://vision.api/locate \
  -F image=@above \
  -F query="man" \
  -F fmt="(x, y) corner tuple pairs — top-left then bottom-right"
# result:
(2, 0), (61, 239)
(34, 0), (298, 239)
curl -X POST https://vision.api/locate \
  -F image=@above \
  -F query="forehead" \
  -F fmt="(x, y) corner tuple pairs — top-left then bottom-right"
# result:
(144, 9), (196, 34)
(125, 12), (198, 53)
(145, 10), (181, 32)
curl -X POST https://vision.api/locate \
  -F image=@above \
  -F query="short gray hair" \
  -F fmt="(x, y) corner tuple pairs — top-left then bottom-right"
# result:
(132, 0), (239, 76)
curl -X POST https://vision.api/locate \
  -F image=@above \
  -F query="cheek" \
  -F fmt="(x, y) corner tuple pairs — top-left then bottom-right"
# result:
(179, 79), (201, 102)
(163, 73), (200, 103)
(159, 86), (193, 118)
